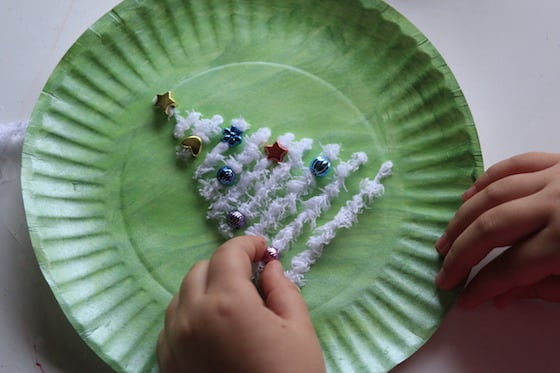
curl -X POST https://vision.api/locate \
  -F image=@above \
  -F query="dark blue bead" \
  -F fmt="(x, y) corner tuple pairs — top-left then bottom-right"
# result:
(310, 156), (331, 177)
(222, 125), (243, 147)
(217, 166), (236, 186)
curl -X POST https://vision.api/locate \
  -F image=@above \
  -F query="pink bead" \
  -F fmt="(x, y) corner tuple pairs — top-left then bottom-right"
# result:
(263, 247), (279, 263)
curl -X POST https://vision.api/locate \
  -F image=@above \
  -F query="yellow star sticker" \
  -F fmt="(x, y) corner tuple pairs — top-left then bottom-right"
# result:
(154, 91), (177, 115)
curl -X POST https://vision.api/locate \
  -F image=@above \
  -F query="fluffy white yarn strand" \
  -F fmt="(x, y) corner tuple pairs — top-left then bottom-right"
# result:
(173, 111), (224, 141)
(193, 117), (252, 180)
(243, 135), (314, 237)
(271, 151), (368, 253)
(285, 160), (393, 287)
(205, 128), (272, 235)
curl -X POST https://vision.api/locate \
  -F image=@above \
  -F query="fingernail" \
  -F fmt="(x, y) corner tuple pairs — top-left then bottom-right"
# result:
(435, 233), (449, 255)
(266, 260), (283, 275)
(435, 269), (446, 288)
(462, 185), (477, 201)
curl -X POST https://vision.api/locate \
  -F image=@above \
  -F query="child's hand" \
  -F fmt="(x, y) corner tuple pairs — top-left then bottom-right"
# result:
(435, 152), (560, 308)
(157, 235), (326, 373)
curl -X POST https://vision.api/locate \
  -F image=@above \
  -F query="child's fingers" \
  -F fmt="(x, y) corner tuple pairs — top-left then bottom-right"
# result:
(164, 294), (179, 336)
(436, 194), (549, 290)
(206, 236), (266, 293)
(437, 172), (546, 255)
(177, 260), (209, 309)
(260, 260), (312, 323)
(463, 152), (560, 201)
(157, 330), (179, 373)
(455, 231), (558, 308)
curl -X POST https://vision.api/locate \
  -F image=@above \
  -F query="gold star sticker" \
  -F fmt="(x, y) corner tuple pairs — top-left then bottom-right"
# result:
(264, 141), (288, 162)
(154, 91), (177, 115)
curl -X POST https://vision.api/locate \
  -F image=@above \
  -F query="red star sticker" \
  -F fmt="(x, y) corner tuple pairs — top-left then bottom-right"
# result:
(264, 141), (288, 162)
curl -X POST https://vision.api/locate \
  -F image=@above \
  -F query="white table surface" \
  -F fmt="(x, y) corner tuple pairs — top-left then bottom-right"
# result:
(1, 1), (559, 372)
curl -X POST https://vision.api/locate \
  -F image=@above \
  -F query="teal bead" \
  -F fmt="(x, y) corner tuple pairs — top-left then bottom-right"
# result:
(310, 156), (331, 177)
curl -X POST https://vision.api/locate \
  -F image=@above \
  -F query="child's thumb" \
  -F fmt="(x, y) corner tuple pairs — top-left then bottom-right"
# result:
(259, 260), (312, 322)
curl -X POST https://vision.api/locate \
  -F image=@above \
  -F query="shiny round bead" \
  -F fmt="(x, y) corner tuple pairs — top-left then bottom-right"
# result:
(217, 166), (236, 186)
(222, 125), (243, 147)
(227, 210), (246, 230)
(263, 247), (279, 263)
(310, 156), (331, 177)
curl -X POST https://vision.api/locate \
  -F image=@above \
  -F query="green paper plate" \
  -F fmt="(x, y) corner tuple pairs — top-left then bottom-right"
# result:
(21, 0), (483, 372)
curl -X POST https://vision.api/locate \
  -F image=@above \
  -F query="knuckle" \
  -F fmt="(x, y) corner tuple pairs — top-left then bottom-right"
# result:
(211, 294), (240, 321)
(482, 182), (505, 204)
(545, 178), (560, 201)
(174, 311), (194, 340)
(473, 170), (490, 189)
(474, 210), (500, 235)
(164, 298), (194, 340)
(214, 297), (235, 320)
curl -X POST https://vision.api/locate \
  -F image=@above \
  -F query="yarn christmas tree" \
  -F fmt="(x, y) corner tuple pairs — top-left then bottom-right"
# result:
(163, 98), (393, 287)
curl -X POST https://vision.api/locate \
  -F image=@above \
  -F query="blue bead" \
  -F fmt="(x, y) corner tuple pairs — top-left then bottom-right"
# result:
(227, 210), (246, 230)
(310, 156), (331, 177)
(217, 166), (236, 186)
(222, 125), (243, 147)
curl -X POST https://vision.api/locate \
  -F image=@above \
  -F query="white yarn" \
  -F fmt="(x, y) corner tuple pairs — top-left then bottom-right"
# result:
(271, 151), (368, 253)
(206, 134), (314, 237)
(193, 119), (256, 181)
(173, 111), (225, 161)
(241, 135), (314, 237)
(230, 117), (249, 131)
(244, 172), (315, 237)
(201, 128), (272, 227)
(193, 142), (230, 180)
(285, 161), (393, 287)
(169, 108), (393, 288)
(173, 111), (224, 142)
(320, 143), (340, 161)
